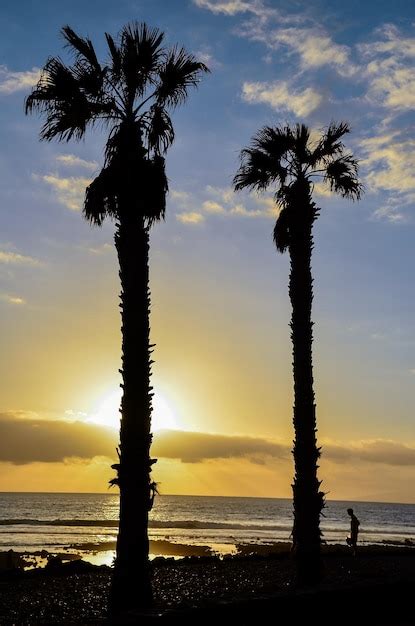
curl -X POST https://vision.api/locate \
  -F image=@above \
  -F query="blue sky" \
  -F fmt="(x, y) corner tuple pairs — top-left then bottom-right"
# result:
(0, 0), (415, 499)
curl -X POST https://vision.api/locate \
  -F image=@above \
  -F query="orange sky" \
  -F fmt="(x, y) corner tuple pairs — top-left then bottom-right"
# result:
(1, 0), (415, 503)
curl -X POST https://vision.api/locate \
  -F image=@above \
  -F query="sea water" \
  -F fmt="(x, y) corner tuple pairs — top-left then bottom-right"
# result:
(0, 493), (414, 563)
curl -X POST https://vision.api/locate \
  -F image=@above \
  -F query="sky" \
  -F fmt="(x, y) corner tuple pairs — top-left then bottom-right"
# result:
(0, 0), (415, 502)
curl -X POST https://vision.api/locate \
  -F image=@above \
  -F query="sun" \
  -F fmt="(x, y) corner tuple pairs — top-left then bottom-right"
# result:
(89, 389), (178, 431)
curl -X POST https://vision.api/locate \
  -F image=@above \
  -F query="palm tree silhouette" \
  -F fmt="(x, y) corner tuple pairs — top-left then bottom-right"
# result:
(26, 23), (208, 613)
(234, 122), (361, 583)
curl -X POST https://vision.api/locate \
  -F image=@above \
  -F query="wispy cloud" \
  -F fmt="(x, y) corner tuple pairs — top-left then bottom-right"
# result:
(371, 202), (408, 224)
(242, 25), (356, 76)
(56, 155), (98, 171)
(193, 0), (271, 17)
(0, 294), (26, 306)
(360, 131), (415, 221)
(0, 65), (40, 94)
(0, 250), (41, 266)
(202, 200), (226, 214)
(360, 25), (415, 112)
(174, 185), (276, 223)
(176, 211), (205, 224)
(205, 185), (276, 218)
(195, 48), (222, 70)
(87, 243), (113, 255)
(171, 189), (192, 203)
(359, 24), (415, 58)
(242, 80), (322, 116)
(36, 174), (91, 211)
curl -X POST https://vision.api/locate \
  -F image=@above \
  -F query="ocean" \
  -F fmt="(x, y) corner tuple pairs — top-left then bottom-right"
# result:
(1, 493), (414, 566)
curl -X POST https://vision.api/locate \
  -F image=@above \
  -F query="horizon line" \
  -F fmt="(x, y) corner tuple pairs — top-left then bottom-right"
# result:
(0, 492), (413, 506)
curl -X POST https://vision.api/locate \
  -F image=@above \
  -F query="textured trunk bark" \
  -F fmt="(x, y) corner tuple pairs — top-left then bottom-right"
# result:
(109, 214), (155, 615)
(289, 180), (323, 584)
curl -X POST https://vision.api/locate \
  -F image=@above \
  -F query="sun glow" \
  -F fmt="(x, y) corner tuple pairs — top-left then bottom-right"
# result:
(89, 389), (178, 431)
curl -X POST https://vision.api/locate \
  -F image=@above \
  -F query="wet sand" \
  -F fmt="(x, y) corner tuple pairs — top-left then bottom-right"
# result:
(0, 545), (414, 624)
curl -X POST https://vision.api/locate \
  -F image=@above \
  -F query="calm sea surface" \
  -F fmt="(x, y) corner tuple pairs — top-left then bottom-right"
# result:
(0, 493), (414, 562)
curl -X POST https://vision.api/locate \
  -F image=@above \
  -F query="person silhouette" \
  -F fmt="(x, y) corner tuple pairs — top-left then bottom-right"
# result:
(346, 508), (360, 556)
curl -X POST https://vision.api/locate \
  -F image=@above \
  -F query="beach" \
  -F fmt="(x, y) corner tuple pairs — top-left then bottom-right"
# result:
(2, 494), (415, 623)
(1, 544), (414, 624)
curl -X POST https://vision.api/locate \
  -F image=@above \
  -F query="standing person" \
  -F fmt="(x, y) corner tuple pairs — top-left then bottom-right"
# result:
(346, 508), (360, 556)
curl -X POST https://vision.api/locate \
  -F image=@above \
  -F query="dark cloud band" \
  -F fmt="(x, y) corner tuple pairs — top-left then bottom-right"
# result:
(0, 413), (414, 468)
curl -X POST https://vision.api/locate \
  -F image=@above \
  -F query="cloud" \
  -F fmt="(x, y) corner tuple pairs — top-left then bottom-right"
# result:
(194, 0), (354, 78)
(87, 243), (113, 255)
(312, 181), (335, 199)
(158, 434), (415, 467)
(176, 211), (205, 224)
(366, 61), (415, 110)
(153, 429), (289, 463)
(193, 0), (270, 17)
(174, 185), (276, 222)
(229, 204), (269, 217)
(371, 202), (408, 224)
(37, 174), (91, 211)
(205, 185), (235, 204)
(244, 26), (355, 76)
(1, 413), (415, 469)
(0, 250), (41, 266)
(205, 185), (276, 217)
(195, 49), (222, 70)
(171, 190), (191, 202)
(0, 294), (26, 306)
(360, 131), (415, 221)
(155, 431), (415, 467)
(0, 413), (115, 464)
(325, 440), (415, 467)
(242, 80), (322, 116)
(56, 155), (98, 171)
(0, 65), (40, 94)
(360, 25), (415, 111)
(202, 200), (226, 214)
(359, 24), (415, 58)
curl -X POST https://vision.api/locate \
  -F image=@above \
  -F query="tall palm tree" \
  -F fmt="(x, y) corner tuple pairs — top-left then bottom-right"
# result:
(26, 23), (208, 613)
(234, 122), (361, 583)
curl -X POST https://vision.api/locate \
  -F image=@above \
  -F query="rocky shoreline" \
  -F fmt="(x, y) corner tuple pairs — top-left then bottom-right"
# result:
(0, 544), (414, 624)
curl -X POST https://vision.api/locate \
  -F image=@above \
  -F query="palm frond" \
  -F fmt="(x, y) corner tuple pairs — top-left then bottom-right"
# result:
(62, 26), (101, 72)
(323, 154), (362, 200)
(310, 121), (350, 166)
(233, 146), (287, 192)
(119, 22), (165, 98)
(71, 60), (105, 99)
(144, 105), (174, 154)
(25, 57), (96, 140)
(27, 21), (207, 227)
(293, 123), (312, 165)
(155, 47), (209, 107)
(85, 119), (168, 226)
(252, 125), (295, 162)
(142, 155), (168, 226)
(105, 33), (122, 81)
(84, 167), (118, 225)
(273, 206), (290, 253)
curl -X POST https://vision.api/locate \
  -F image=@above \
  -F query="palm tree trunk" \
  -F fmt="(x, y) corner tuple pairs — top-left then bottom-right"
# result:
(109, 214), (155, 615)
(289, 180), (323, 584)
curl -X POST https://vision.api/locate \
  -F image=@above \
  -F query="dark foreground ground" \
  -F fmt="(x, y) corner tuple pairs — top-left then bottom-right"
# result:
(1, 545), (414, 625)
